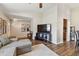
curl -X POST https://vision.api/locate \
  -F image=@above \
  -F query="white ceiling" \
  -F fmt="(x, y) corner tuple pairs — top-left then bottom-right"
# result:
(0, 3), (57, 20)
(0, 3), (56, 13)
(65, 3), (79, 9)
(1, 3), (79, 13)
(1, 3), (79, 20)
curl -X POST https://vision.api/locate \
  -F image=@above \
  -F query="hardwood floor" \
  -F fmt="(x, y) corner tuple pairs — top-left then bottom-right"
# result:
(32, 40), (79, 56)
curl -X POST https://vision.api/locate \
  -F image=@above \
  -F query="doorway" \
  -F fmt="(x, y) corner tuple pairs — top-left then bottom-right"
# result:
(63, 19), (67, 42)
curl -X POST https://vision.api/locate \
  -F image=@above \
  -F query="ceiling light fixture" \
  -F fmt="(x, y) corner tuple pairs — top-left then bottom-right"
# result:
(39, 3), (43, 8)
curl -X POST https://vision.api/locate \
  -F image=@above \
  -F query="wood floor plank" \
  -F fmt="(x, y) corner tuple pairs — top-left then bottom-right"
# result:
(32, 40), (79, 56)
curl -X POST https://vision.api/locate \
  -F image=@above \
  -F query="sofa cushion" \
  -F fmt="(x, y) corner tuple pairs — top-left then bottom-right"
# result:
(0, 47), (16, 56)
(0, 39), (32, 56)
(0, 37), (11, 46)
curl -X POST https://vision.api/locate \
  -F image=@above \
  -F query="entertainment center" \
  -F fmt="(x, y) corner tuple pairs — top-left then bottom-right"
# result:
(35, 24), (51, 42)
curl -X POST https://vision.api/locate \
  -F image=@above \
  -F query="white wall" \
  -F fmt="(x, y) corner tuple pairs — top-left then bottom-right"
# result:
(71, 8), (79, 31)
(41, 5), (58, 44)
(57, 4), (71, 44)
(38, 4), (71, 44)
(40, 4), (71, 44)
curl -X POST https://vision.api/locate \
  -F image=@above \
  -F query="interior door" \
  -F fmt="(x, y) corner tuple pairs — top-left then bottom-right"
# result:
(63, 19), (67, 42)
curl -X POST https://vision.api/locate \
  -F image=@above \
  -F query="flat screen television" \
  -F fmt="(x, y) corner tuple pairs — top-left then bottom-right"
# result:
(37, 24), (51, 32)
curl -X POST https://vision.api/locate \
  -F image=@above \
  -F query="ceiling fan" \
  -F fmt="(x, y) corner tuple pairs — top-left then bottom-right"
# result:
(39, 3), (43, 8)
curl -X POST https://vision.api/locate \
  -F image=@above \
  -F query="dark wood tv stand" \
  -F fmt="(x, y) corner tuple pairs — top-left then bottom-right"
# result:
(35, 24), (51, 42)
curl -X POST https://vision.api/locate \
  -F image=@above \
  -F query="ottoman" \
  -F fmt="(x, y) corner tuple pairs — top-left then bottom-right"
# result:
(15, 39), (32, 55)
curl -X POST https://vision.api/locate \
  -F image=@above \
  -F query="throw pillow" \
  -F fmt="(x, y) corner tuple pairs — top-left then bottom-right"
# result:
(0, 37), (11, 46)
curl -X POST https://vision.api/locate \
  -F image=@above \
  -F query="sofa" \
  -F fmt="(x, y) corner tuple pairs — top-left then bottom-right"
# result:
(0, 36), (32, 56)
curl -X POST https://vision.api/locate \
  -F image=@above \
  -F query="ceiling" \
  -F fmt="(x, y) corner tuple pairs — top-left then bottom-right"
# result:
(1, 3), (79, 13)
(0, 3), (57, 20)
(65, 3), (79, 9)
(1, 3), (79, 20)
(0, 3), (56, 13)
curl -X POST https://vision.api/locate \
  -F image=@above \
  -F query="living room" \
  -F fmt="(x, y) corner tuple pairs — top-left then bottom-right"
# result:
(0, 3), (79, 56)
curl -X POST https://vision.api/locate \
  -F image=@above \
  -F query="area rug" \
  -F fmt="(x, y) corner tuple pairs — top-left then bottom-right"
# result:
(20, 44), (59, 56)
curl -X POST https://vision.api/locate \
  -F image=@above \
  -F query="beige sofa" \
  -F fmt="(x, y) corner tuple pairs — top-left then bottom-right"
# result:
(0, 38), (32, 56)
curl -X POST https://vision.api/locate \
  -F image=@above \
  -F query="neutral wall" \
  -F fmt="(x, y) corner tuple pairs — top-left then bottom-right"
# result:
(41, 4), (71, 44)
(0, 9), (10, 37)
(7, 12), (42, 39)
(71, 8), (79, 31)
(57, 4), (71, 44)
(10, 18), (31, 38)
(41, 5), (58, 44)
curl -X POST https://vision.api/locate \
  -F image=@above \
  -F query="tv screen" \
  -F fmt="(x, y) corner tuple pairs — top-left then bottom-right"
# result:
(37, 24), (51, 32)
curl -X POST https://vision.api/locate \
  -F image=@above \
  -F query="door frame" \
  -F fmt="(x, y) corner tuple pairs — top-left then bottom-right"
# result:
(63, 19), (68, 42)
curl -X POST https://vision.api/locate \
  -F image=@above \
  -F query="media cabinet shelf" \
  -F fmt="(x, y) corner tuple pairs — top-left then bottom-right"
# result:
(35, 24), (51, 42)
